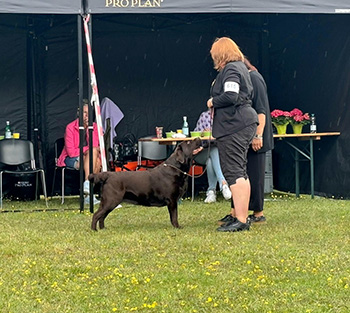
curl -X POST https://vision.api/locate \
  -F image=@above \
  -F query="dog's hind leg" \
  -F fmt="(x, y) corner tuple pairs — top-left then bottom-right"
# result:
(98, 206), (116, 230)
(91, 206), (106, 231)
(92, 205), (114, 231)
(167, 201), (180, 228)
(91, 196), (123, 231)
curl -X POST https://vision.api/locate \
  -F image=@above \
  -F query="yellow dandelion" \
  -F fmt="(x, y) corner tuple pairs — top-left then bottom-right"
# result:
(131, 277), (139, 284)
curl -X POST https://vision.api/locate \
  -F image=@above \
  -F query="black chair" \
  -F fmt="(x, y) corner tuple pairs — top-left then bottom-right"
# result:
(137, 137), (168, 170)
(191, 148), (208, 201)
(51, 137), (78, 204)
(0, 139), (48, 208)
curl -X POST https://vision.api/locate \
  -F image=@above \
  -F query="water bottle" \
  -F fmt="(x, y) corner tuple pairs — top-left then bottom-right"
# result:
(310, 114), (317, 133)
(5, 121), (12, 139)
(182, 116), (189, 137)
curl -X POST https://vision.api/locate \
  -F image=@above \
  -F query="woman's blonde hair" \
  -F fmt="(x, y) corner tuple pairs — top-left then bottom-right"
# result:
(210, 37), (244, 70)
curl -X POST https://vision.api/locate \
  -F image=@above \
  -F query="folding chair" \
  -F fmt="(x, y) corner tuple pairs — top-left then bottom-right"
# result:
(0, 139), (48, 208)
(191, 148), (208, 201)
(51, 137), (79, 204)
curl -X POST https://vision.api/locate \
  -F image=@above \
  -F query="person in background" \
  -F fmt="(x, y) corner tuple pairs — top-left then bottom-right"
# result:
(207, 37), (258, 232)
(194, 109), (232, 203)
(245, 58), (274, 222)
(218, 58), (274, 225)
(57, 99), (101, 205)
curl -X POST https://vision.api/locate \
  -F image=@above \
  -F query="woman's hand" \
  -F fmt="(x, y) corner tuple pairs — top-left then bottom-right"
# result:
(251, 137), (263, 152)
(207, 98), (213, 108)
(193, 147), (203, 155)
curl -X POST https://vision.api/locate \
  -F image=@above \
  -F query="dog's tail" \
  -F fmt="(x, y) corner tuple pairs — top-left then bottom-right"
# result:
(88, 172), (110, 185)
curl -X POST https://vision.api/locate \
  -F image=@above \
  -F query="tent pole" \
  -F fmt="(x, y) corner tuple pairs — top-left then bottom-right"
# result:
(27, 25), (38, 155)
(78, 14), (84, 212)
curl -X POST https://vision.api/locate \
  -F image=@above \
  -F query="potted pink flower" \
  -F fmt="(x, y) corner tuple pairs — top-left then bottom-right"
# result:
(289, 108), (311, 134)
(271, 109), (291, 134)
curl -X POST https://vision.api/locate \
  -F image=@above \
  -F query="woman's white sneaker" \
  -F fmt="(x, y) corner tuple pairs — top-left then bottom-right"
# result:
(222, 184), (232, 200)
(204, 190), (216, 203)
(84, 195), (100, 205)
(83, 180), (90, 195)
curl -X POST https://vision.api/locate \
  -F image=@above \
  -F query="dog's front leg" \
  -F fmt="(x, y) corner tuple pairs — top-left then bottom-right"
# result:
(167, 202), (180, 228)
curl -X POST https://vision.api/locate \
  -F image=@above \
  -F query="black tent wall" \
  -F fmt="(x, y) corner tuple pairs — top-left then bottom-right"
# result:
(268, 14), (350, 197)
(0, 9), (349, 198)
(0, 15), (28, 138)
(91, 14), (263, 137)
(88, 13), (350, 198)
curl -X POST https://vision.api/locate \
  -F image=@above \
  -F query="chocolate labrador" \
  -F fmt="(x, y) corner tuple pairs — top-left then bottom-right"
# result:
(88, 137), (201, 231)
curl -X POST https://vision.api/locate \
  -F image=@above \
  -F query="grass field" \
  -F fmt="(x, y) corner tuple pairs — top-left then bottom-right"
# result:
(0, 193), (350, 313)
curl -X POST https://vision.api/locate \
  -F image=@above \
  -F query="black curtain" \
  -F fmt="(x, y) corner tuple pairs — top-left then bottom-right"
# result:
(1, 13), (349, 198)
(268, 14), (350, 197)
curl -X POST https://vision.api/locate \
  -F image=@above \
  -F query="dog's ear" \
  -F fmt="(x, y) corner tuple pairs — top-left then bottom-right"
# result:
(175, 144), (185, 164)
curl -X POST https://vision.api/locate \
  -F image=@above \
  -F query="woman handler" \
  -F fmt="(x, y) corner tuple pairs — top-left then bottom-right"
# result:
(207, 37), (258, 232)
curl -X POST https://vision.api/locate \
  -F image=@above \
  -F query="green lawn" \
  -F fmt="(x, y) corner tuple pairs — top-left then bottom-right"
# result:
(0, 193), (349, 312)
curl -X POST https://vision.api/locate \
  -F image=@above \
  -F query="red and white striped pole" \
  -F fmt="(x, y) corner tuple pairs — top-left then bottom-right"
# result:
(83, 14), (107, 172)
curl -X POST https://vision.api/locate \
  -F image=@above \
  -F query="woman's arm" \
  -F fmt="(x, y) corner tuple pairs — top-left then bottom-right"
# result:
(64, 123), (80, 157)
(212, 66), (242, 109)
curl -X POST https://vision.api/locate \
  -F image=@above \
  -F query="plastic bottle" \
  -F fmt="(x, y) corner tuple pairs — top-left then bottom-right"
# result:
(182, 116), (189, 137)
(310, 114), (317, 133)
(5, 121), (12, 139)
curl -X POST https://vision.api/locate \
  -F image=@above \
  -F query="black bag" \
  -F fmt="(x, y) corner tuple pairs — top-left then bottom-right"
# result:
(10, 172), (38, 201)
(112, 133), (138, 163)
(1, 161), (38, 201)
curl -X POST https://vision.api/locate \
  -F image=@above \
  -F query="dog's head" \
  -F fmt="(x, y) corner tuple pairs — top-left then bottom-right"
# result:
(174, 137), (202, 165)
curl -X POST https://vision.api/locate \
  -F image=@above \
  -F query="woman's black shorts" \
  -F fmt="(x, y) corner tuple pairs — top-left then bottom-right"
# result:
(216, 124), (257, 186)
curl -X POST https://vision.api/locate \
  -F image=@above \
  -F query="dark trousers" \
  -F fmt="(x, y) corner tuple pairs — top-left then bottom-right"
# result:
(231, 149), (267, 212)
(247, 149), (266, 213)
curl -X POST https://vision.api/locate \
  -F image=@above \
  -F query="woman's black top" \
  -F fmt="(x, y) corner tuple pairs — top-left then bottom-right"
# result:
(211, 61), (258, 139)
(249, 70), (274, 153)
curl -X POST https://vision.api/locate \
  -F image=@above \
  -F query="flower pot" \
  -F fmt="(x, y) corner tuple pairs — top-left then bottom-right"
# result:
(292, 124), (303, 134)
(273, 122), (288, 135)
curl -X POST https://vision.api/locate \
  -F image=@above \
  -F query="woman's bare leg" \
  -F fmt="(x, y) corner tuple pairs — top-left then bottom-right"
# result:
(82, 148), (101, 180)
(92, 147), (101, 174)
(230, 177), (250, 223)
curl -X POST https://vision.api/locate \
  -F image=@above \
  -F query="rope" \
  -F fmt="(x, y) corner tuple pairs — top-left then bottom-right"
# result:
(83, 14), (107, 172)
(165, 108), (215, 179)
(163, 163), (204, 179)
